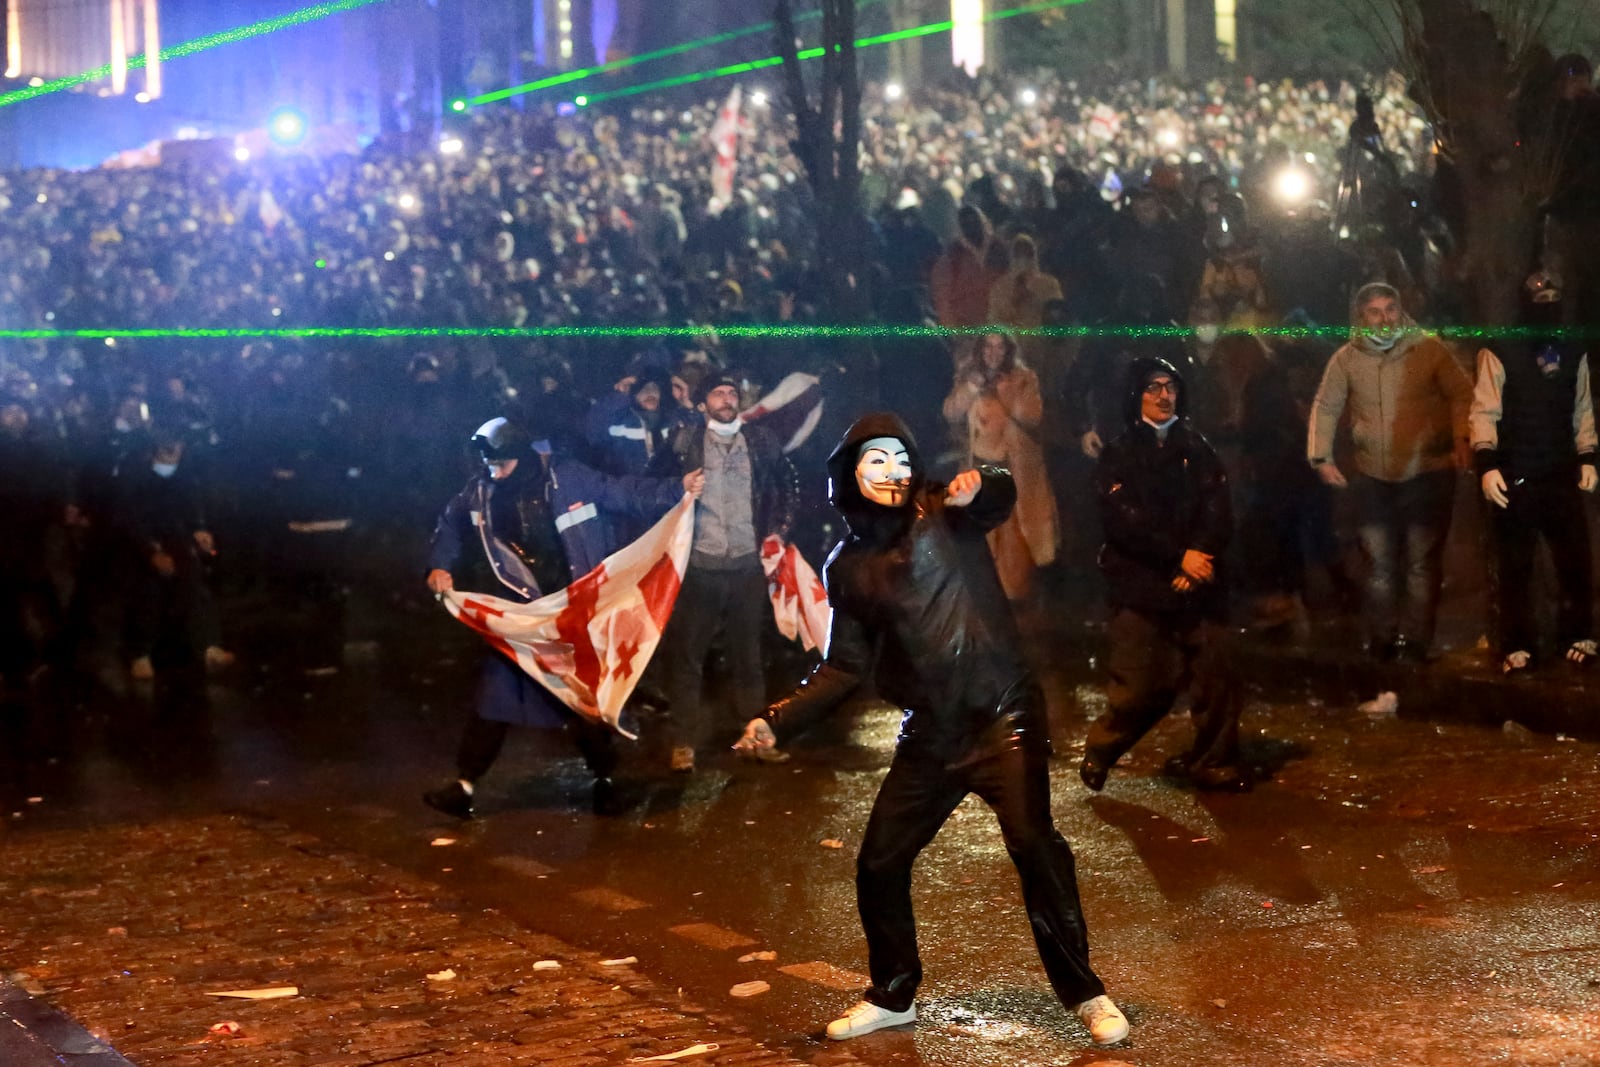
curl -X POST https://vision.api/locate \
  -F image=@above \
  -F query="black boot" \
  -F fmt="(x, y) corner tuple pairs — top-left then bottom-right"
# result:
(423, 781), (474, 819)
(591, 776), (628, 817)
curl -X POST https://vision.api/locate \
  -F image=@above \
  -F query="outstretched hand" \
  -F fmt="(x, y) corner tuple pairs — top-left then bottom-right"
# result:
(945, 469), (981, 507)
(683, 468), (706, 498)
(733, 717), (777, 756)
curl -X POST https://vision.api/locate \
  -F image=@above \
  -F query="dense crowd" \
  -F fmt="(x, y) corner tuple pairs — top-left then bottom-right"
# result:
(0, 60), (1585, 692)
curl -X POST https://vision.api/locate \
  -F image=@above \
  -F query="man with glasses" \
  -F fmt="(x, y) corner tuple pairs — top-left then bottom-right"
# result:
(1079, 357), (1248, 793)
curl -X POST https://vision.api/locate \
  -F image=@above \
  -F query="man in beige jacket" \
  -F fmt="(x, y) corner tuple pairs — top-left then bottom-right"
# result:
(1306, 282), (1472, 662)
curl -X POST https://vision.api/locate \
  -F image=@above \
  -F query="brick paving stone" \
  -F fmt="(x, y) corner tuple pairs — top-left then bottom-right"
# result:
(0, 814), (839, 1066)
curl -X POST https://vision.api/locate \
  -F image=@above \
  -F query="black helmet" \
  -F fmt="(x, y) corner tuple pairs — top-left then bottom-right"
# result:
(470, 417), (530, 460)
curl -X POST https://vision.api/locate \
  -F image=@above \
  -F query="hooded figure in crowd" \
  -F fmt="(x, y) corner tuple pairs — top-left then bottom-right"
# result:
(734, 412), (1128, 1048)
(1080, 357), (1246, 793)
(1307, 281), (1472, 662)
(1469, 270), (1599, 672)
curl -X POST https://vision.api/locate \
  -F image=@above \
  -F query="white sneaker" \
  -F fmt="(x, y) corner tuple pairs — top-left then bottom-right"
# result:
(825, 999), (916, 1040)
(1074, 994), (1128, 1045)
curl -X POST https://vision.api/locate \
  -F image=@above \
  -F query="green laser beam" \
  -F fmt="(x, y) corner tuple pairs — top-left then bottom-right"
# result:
(0, 0), (391, 109)
(581, 0), (1087, 106)
(3, 325), (1592, 342)
(464, 0), (896, 109)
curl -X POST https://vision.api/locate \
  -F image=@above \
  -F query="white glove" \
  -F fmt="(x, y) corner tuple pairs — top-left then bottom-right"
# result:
(1081, 430), (1104, 459)
(1481, 469), (1509, 508)
(1581, 465), (1598, 493)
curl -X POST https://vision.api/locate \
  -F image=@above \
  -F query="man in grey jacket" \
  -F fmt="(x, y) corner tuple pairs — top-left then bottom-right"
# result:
(1307, 282), (1472, 662)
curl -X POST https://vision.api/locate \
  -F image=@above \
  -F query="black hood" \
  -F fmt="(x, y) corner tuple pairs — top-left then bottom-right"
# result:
(825, 412), (926, 527)
(1122, 355), (1188, 428)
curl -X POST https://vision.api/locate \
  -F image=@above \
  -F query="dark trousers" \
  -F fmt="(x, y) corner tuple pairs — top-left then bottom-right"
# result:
(1491, 475), (1593, 654)
(1351, 470), (1456, 648)
(661, 562), (767, 750)
(455, 714), (618, 783)
(857, 733), (1105, 1013)
(126, 556), (221, 661)
(1088, 609), (1241, 774)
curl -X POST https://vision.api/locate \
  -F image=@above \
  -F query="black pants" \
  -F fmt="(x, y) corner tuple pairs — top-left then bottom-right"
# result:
(1492, 475), (1593, 654)
(455, 715), (618, 783)
(857, 730), (1105, 1013)
(661, 562), (767, 750)
(1088, 609), (1241, 775)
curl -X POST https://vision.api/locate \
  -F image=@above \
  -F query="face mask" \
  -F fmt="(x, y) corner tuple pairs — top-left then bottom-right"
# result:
(1366, 326), (1400, 351)
(855, 436), (913, 507)
(1194, 324), (1220, 346)
(152, 462), (179, 478)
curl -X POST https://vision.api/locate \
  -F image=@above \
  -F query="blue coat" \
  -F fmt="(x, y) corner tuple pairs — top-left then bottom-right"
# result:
(430, 456), (682, 727)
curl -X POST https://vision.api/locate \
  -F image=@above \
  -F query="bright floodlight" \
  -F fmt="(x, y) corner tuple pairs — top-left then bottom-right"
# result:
(233, 145), (251, 162)
(439, 136), (464, 155)
(750, 90), (768, 107)
(884, 82), (903, 101)
(1274, 167), (1311, 203)
(574, 94), (589, 106)
(267, 106), (308, 146)
(450, 98), (467, 112)
(1157, 128), (1180, 147)
(1019, 88), (1037, 106)
(396, 192), (419, 212)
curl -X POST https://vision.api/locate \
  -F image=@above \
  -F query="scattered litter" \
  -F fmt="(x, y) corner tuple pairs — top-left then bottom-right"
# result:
(205, 986), (299, 1000)
(1553, 882), (1565, 889)
(629, 1044), (720, 1062)
(107, 926), (127, 937)
(1191, 837), (1210, 843)
(208, 1021), (242, 1037)
(1502, 720), (1535, 741)
(430, 837), (457, 847)
(1413, 865), (1448, 875)
(601, 956), (639, 967)
(26, 796), (42, 804)
(533, 960), (562, 971)
(819, 839), (844, 849)
(1212, 998), (1227, 1008)
(426, 968), (456, 981)
(1358, 691), (1398, 716)
(1261, 901), (1274, 909)
(730, 980), (770, 997)
(738, 951), (777, 963)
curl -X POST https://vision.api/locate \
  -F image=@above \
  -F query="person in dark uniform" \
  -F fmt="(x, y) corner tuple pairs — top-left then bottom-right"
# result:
(1470, 270), (1599, 672)
(734, 413), (1128, 1048)
(1078, 357), (1248, 793)
(422, 417), (700, 818)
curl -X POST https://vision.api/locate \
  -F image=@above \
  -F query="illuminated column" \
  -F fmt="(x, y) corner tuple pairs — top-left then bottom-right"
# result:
(1215, 0), (1236, 63)
(5, 1), (21, 77)
(110, 0), (127, 93)
(1166, 0), (1185, 73)
(951, 0), (983, 77)
(558, 0), (573, 64)
(143, 0), (160, 98)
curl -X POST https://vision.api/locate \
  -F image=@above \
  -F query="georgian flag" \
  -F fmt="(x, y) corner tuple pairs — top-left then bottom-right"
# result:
(742, 371), (825, 454)
(761, 534), (831, 654)
(441, 494), (696, 738)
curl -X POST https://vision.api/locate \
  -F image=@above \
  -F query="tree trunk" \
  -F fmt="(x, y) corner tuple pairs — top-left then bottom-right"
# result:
(775, 0), (867, 322)
(1409, 0), (1549, 325)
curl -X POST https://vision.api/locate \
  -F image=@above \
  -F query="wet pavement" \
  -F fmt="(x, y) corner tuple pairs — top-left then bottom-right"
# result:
(4, 606), (1600, 1066)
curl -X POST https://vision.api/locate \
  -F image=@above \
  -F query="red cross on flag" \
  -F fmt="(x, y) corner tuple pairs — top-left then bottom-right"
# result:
(761, 534), (831, 653)
(441, 494), (696, 738)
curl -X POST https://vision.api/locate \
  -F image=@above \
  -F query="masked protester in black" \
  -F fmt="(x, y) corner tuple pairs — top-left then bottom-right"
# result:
(1078, 357), (1247, 793)
(734, 413), (1128, 1048)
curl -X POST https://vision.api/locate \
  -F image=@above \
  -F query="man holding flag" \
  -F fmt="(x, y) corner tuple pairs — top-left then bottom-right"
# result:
(423, 415), (702, 819)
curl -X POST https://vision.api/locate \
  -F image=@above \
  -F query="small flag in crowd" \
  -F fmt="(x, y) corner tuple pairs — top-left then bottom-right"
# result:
(761, 534), (831, 653)
(441, 494), (696, 737)
(742, 372), (824, 454)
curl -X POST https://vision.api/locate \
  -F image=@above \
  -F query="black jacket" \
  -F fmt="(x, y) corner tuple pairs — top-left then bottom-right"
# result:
(655, 419), (798, 542)
(764, 413), (1037, 765)
(1096, 360), (1232, 620)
